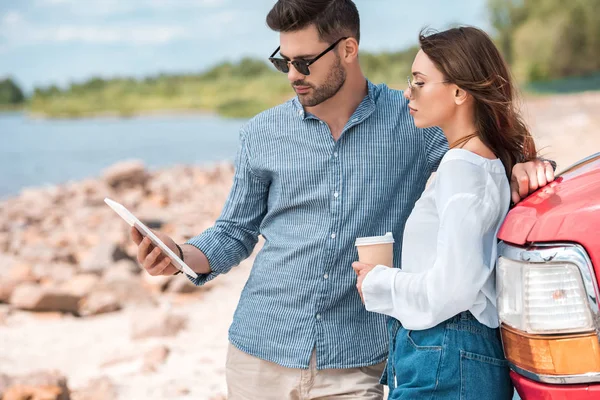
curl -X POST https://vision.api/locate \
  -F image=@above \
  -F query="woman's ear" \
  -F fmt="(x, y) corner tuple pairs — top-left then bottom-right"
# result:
(454, 86), (469, 106)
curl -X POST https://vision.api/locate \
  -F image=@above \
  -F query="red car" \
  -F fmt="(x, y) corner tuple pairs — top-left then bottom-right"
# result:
(496, 152), (600, 399)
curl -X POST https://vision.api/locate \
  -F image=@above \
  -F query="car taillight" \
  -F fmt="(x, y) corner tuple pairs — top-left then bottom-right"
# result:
(497, 257), (595, 334)
(500, 324), (600, 376)
(496, 243), (600, 383)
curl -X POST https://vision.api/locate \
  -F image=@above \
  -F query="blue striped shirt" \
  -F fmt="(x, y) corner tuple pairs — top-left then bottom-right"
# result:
(187, 80), (448, 369)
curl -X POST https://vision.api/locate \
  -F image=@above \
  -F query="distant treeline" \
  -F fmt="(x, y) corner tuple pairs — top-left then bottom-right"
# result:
(3, 0), (600, 118)
(23, 48), (419, 118)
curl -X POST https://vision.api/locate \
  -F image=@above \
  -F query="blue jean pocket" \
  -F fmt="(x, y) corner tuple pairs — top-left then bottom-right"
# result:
(459, 350), (512, 400)
(407, 329), (444, 350)
(390, 327), (444, 398)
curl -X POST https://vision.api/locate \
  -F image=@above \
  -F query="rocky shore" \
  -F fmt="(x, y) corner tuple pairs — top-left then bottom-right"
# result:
(0, 161), (243, 400)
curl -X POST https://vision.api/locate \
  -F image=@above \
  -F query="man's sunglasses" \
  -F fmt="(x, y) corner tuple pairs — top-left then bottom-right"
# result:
(269, 37), (348, 76)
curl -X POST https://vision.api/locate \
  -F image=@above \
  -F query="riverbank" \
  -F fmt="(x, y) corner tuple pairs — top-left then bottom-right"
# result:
(25, 83), (600, 121)
(27, 61), (295, 120)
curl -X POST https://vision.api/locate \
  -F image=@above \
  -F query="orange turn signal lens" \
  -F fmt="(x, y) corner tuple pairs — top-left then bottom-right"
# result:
(501, 324), (600, 375)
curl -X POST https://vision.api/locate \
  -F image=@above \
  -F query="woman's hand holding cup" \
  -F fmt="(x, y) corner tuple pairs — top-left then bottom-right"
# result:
(352, 261), (377, 304)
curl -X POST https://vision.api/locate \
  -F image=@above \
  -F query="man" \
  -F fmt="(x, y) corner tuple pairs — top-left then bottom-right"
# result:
(132, 1), (554, 398)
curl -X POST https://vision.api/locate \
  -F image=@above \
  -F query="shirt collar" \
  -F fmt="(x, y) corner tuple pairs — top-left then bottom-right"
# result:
(291, 79), (379, 121)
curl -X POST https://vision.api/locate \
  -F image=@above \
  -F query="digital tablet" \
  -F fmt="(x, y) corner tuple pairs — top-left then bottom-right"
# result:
(104, 197), (198, 278)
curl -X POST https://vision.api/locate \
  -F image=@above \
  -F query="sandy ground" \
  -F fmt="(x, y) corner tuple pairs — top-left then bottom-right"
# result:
(0, 256), (253, 400)
(522, 91), (600, 169)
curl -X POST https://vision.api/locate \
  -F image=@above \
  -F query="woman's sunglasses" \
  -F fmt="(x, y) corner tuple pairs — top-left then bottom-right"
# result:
(269, 37), (348, 76)
(406, 76), (450, 99)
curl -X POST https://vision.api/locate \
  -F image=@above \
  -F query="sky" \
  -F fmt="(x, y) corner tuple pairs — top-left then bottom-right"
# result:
(0, 0), (491, 92)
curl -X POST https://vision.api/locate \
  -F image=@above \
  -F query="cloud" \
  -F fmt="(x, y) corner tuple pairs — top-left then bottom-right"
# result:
(0, 7), (242, 48)
(0, 10), (188, 46)
(4, 22), (190, 46)
(35, 0), (227, 16)
(2, 11), (24, 26)
(49, 25), (189, 45)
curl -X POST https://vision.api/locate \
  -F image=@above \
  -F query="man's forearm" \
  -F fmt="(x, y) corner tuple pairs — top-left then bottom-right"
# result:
(181, 244), (212, 275)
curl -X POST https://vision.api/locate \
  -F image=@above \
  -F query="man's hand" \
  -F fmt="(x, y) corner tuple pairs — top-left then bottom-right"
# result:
(130, 227), (180, 276)
(352, 262), (378, 304)
(511, 159), (555, 204)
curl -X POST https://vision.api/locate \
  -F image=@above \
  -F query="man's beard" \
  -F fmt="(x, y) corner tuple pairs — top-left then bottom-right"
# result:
(293, 56), (346, 107)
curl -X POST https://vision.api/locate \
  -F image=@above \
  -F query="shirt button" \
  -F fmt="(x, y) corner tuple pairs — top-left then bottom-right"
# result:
(333, 152), (338, 158)
(323, 273), (329, 280)
(316, 314), (321, 320)
(333, 191), (339, 198)
(352, 118), (358, 122)
(319, 121), (324, 124)
(331, 233), (336, 239)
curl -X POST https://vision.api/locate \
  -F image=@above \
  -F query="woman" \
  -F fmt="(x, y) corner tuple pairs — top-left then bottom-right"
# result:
(353, 26), (537, 399)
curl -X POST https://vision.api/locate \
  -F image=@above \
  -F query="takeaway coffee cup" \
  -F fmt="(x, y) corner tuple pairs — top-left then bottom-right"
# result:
(354, 232), (395, 267)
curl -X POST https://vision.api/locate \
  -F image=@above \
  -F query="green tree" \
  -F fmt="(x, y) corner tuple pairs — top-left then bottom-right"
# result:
(0, 78), (25, 105)
(488, 0), (600, 82)
(487, 0), (529, 64)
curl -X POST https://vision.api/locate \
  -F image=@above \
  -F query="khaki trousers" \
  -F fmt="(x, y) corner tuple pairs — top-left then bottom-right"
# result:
(225, 343), (385, 400)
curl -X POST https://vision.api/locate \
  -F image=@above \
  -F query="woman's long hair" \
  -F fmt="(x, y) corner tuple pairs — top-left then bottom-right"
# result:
(419, 27), (537, 178)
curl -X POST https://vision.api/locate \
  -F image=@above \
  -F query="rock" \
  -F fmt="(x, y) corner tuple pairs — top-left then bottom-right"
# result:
(10, 283), (81, 314)
(131, 310), (187, 340)
(59, 274), (100, 298)
(141, 345), (170, 373)
(147, 193), (169, 208)
(94, 280), (157, 308)
(78, 291), (121, 317)
(102, 260), (139, 282)
(72, 179), (111, 208)
(78, 242), (119, 274)
(0, 373), (12, 397)
(164, 385), (192, 398)
(99, 352), (138, 369)
(51, 249), (78, 265)
(138, 218), (165, 230)
(110, 244), (132, 264)
(0, 232), (9, 252)
(0, 280), (18, 303)
(0, 306), (10, 325)
(119, 188), (145, 209)
(2, 370), (70, 400)
(7, 263), (36, 281)
(102, 160), (148, 189)
(3, 385), (65, 400)
(0, 253), (18, 277)
(70, 377), (116, 400)
(142, 273), (173, 292)
(30, 311), (65, 322)
(18, 244), (56, 265)
(33, 263), (76, 285)
(165, 277), (200, 294)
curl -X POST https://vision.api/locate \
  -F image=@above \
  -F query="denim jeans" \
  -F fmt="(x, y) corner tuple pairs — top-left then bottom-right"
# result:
(383, 312), (513, 400)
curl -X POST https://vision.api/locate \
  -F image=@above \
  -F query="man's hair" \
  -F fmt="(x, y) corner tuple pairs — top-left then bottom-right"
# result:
(266, 0), (360, 44)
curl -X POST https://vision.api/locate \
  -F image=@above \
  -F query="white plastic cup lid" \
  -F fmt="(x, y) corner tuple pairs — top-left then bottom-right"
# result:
(354, 232), (395, 246)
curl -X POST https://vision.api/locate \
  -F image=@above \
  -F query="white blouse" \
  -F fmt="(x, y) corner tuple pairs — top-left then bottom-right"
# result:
(362, 149), (511, 330)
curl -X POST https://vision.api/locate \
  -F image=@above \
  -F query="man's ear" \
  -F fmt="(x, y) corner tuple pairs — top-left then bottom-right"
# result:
(343, 38), (359, 61)
(454, 86), (469, 106)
